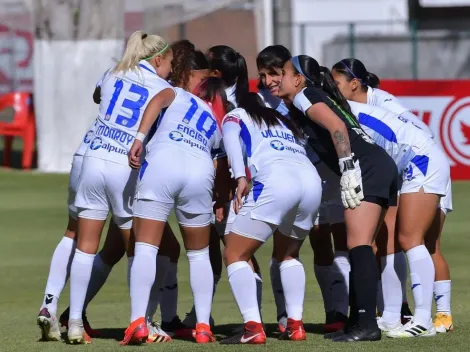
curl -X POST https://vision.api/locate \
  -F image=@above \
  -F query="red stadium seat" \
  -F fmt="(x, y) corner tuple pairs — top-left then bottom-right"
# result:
(0, 92), (35, 169)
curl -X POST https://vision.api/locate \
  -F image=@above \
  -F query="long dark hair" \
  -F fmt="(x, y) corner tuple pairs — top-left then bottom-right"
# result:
(239, 92), (303, 140)
(206, 45), (249, 107)
(194, 77), (228, 125)
(292, 55), (353, 116)
(332, 58), (380, 89)
(256, 45), (292, 89)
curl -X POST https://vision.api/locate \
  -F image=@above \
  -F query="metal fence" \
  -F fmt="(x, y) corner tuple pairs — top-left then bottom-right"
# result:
(277, 20), (470, 80)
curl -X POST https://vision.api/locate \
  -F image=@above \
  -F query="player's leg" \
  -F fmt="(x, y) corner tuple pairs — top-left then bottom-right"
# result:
(332, 200), (385, 342)
(309, 220), (335, 328)
(270, 240), (288, 332)
(177, 209), (215, 343)
(425, 207), (453, 333)
(37, 155), (83, 341)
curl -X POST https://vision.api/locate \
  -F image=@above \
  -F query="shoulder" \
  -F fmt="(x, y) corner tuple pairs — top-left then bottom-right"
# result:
(293, 87), (326, 113)
(222, 108), (248, 126)
(258, 88), (282, 109)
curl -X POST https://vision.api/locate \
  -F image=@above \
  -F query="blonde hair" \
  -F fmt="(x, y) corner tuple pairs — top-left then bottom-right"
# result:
(113, 30), (169, 73)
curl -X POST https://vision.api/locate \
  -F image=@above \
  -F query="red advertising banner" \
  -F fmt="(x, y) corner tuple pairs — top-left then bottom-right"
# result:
(250, 79), (470, 179)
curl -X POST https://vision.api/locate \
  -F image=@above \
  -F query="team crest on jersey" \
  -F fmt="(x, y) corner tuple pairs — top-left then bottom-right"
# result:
(90, 137), (103, 150)
(270, 140), (285, 151)
(169, 131), (184, 142)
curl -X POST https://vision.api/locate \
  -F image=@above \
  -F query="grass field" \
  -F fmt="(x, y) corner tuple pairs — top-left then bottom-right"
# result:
(1, 169), (469, 351)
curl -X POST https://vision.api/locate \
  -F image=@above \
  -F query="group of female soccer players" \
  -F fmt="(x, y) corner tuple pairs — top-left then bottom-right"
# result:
(36, 30), (454, 345)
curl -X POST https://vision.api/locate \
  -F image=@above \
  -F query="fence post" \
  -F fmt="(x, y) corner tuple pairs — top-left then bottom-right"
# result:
(349, 22), (356, 58)
(410, 19), (418, 79)
(300, 23), (306, 54)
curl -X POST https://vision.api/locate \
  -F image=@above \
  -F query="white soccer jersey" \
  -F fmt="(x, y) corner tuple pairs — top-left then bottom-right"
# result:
(146, 87), (223, 162)
(221, 107), (311, 179)
(367, 86), (433, 136)
(84, 60), (172, 165)
(349, 100), (434, 173)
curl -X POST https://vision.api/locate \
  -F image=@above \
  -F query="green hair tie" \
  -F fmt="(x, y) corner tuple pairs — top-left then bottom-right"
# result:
(144, 43), (169, 61)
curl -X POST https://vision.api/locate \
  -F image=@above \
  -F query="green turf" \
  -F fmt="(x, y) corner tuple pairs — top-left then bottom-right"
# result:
(0, 170), (469, 351)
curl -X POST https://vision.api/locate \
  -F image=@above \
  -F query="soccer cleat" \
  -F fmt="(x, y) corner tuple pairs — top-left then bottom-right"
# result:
(278, 318), (306, 341)
(182, 307), (215, 329)
(161, 316), (193, 339)
(147, 322), (172, 343)
(278, 316), (288, 333)
(120, 317), (148, 345)
(324, 312), (348, 333)
(434, 313), (454, 333)
(332, 324), (382, 342)
(67, 319), (92, 344)
(401, 302), (413, 325)
(386, 318), (436, 338)
(194, 323), (216, 343)
(37, 308), (61, 341)
(220, 321), (266, 345)
(324, 328), (346, 339)
(377, 317), (402, 333)
(59, 308), (99, 337)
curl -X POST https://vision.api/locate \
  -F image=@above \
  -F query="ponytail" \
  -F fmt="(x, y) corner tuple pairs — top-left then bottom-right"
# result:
(332, 58), (379, 90)
(365, 72), (380, 88)
(113, 30), (168, 73)
(319, 66), (353, 116)
(234, 53), (249, 107)
(239, 93), (303, 141)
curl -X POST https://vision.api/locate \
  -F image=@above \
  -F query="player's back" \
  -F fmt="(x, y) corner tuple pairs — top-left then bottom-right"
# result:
(88, 63), (171, 164)
(349, 100), (433, 172)
(225, 107), (310, 177)
(367, 87), (432, 136)
(147, 87), (222, 162)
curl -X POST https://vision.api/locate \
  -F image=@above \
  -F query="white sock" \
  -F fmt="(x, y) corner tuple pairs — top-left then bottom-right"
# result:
(127, 256), (134, 290)
(314, 264), (333, 314)
(187, 247), (213, 325)
(83, 254), (112, 310)
(254, 272), (263, 314)
(330, 251), (350, 316)
(228, 261), (261, 323)
(434, 280), (451, 314)
(280, 258), (305, 321)
(42, 237), (76, 316)
(160, 261), (179, 323)
(130, 242), (158, 322)
(270, 258), (286, 319)
(69, 249), (95, 320)
(380, 254), (402, 324)
(146, 255), (170, 324)
(395, 251), (409, 304)
(406, 245), (435, 326)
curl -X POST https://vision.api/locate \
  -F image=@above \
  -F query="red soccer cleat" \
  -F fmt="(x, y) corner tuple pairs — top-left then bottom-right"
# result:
(194, 323), (216, 343)
(279, 318), (307, 341)
(120, 317), (148, 346)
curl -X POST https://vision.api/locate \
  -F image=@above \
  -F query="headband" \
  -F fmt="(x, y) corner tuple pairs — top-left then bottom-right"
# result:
(291, 56), (320, 86)
(144, 43), (169, 61)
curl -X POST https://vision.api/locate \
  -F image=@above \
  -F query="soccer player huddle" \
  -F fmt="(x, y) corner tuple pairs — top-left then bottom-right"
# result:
(36, 30), (453, 345)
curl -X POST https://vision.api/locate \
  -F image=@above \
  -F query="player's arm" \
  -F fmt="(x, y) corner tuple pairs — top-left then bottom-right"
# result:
(221, 116), (245, 180)
(294, 88), (351, 158)
(137, 88), (175, 136)
(128, 88), (176, 169)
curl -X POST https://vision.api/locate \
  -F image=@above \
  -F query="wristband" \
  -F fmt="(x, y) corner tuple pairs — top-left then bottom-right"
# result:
(338, 155), (355, 173)
(135, 132), (146, 143)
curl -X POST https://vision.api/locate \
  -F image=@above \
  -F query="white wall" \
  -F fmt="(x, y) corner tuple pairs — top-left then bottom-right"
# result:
(291, 0), (408, 62)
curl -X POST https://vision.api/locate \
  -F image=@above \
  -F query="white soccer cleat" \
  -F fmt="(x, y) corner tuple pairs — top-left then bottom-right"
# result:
(37, 308), (61, 341)
(377, 317), (402, 334)
(67, 319), (91, 344)
(386, 318), (436, 338)
(147, 322), (172, 343)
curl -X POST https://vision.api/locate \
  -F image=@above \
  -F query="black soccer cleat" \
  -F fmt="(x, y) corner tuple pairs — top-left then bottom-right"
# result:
(332, 325), (381, 342)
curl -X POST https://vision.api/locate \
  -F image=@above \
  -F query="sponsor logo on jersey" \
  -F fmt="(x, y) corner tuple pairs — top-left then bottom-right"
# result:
(95, 124), (134, 145)
(83, 130), (94, 144)
(270, 140), (285, 151)
(89, 136), (127, 155)
(169, 131), (184, 142)
(169, 130), (209, 152)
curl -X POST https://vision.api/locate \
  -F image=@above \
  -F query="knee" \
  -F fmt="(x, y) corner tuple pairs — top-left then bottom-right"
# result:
(223, 246), (251, 267)
(398, 231), (423, 252)
(99, 246), (125, 267)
